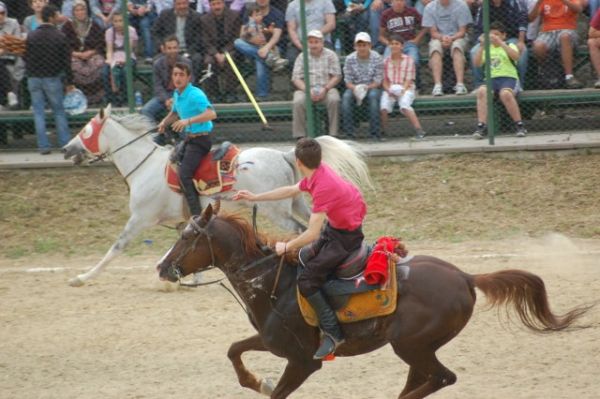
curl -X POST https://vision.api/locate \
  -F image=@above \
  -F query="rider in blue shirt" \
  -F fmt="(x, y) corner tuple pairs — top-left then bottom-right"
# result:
(158, 62), (217, 216)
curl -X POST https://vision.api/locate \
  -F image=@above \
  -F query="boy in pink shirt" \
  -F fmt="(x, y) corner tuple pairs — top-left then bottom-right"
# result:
(233, 138), (366, 359)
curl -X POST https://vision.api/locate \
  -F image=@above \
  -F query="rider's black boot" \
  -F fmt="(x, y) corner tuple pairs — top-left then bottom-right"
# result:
(306, 291), (345, 359)
(182, 184), (202, 216)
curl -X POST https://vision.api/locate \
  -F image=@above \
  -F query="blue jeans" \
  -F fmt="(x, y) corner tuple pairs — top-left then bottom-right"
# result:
(470, 38), (528, 88)
(383, 41), (420, 64)
(140, 97), (167, 122)
(27, 77), (71, 151)
(130, 12), (156, 58)
(234, 38), (271, 98)
(102, 61), (136, 105)
(368, 4), (391, 53)
(342, 88), (381, 137)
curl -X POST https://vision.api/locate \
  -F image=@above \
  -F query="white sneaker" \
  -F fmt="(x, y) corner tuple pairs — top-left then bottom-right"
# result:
(594, 79), (600, 89)
(454, 83), (467, 95)
(7, 92), (18, 107)
(432, 84), (443, 96)
(272, 58), (289, 72)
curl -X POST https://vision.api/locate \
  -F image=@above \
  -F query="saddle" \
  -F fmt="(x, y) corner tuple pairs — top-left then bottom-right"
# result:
(165, 141), (240, 196)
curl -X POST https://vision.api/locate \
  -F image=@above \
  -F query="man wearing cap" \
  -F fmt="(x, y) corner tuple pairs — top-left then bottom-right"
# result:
(342, 32), (383, 140)
(291, 29), (342, 138)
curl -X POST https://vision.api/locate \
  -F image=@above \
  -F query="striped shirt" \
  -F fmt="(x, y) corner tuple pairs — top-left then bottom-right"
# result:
(383, 54), (415, 86)
(292, 48), (342, 89)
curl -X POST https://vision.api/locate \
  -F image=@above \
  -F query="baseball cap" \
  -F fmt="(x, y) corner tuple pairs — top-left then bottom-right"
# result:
(354, 32), (371, 43)
(307, 30), (323, 40)
(0, 2), (7, 13)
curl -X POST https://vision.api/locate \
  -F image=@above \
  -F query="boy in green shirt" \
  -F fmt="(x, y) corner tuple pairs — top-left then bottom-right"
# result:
(472, 21), (527, 139)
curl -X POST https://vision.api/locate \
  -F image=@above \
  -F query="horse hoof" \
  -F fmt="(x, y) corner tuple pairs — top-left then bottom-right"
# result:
(69, 277), (85, 287)
(259, 378), (274, 396)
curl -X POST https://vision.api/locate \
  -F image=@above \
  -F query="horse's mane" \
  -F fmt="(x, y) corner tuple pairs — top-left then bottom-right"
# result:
(111, 113), (156, 136)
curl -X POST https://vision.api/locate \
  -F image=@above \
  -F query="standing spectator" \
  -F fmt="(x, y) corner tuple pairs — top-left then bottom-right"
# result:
(291, 30), (342, 138)
(24, 0), (48, 34)
(286, 0), (336, 64)
(472, 22), (527, 139)
(379, 0), (425, 63)
(589, 8), (600, 88)
(341, 32), (383, 140)
(102, 11), (138, 106)
(200, 0), (241, 103)
(422, 0), (472, 96)
(380, 34), (425, 138)
(0, 1), (24, 109)
(152, 0), (204, 79)
(234, 0), (286, 101)
(127, 0), (157, 64)
(24, 4), (72, 154)
(530, 0), (583, 89)
(471, 0), (528, 88)
(89, 0), (120, 29)
(141, 35), (192, 121)
(62, 0), (105, 104)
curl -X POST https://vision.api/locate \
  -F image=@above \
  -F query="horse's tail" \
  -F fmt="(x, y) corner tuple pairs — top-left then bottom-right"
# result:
(471, 270), (591, 332)
(315, 136), (374, 191)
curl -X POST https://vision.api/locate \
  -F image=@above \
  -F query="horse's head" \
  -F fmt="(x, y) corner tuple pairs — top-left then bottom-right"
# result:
(157, 201), (222, 282)
(63, 105), (112, 165)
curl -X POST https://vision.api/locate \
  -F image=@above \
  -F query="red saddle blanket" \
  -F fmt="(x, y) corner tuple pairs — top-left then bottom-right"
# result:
(165, 144), (240, 196)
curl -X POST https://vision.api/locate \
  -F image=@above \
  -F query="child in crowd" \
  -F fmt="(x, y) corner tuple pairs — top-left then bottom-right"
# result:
(103, 11), (138, 106)
(380, 34), (426, 139)
(472, 21), (526, 139)
(240, 2), (287, 71)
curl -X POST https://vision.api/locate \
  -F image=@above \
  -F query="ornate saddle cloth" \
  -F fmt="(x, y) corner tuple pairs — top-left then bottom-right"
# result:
(165, 142), (240, 196)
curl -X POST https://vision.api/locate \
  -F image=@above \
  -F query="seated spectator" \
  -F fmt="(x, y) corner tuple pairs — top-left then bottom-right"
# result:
(149, 0), (173, 15)
(0, 1), (25, 108)
(422, 0), (472, 96)
(141, 35), (192, 121)
(102, 11), (137, 105)
(367, 0), (391, 53)
(286, 0), (336, 64)
(341, 32), (383, 140)
(89, 0), (121, 29)
(380, 34), (425, 138)
(341, 0), (387, 53)
(200, 0), (241, 103)
(152, 0), (204, 79)
(589, 8), (600, 88)
(379, 0), (425, 63)
(530, 0), (583, 89)
(24, 0), (49, 34)
(234, 0), (287, 101)
(127, 0), (157, 64)
(291, 30), (342, 138)
(472, 22), (527, 139)
(198, 0), (246, 12)
(62, 0), (105, 104)
(471, 0), (528, 89)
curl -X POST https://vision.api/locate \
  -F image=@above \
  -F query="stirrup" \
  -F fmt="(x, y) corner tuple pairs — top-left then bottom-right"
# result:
(313, 333), (345, 360)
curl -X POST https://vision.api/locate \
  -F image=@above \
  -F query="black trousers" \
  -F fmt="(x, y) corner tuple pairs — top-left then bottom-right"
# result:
(297, 224), (364, 297)
(0, 60), (11, 106)
(179, 135), (212, 214)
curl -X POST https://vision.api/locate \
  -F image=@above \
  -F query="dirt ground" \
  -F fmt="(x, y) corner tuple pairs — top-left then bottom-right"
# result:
(1, 154), (600, 398)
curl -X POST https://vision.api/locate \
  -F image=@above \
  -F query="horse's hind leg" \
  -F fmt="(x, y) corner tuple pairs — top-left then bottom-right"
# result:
(227, 334), (273, 396)
(270, 359), (321, 399)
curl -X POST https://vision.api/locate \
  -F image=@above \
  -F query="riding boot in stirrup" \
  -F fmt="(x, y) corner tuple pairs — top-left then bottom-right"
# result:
(306, 291), (345, 359)
(183, 188), (202, 217)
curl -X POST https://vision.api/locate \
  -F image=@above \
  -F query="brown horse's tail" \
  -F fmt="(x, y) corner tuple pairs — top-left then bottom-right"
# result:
(471, 270), (590, 332)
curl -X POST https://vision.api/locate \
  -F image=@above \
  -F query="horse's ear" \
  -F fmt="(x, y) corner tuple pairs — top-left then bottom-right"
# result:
(213, 199), (221, 215)
(200, 203), (214, 225)
(100, 104), (111, 120)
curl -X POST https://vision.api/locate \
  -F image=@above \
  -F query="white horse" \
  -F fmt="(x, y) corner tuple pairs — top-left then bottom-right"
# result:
(63, 106), (372, 287)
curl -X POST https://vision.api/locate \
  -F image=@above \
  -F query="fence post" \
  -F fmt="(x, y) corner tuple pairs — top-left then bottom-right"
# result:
(122, 0), (135, 112)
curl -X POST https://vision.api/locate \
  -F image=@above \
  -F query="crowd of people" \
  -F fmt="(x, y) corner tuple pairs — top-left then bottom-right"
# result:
(1, 0), (600, 148)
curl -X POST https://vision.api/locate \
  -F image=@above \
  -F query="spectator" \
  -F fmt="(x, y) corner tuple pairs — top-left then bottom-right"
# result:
(141, 35), (192, 121)
(198, 0), (246, 12)
(367, 0), (391, 53)
(234, 0), (287, 101)
(379, 0), (425, 63)
(149, 0), (173, 15)
(471, 0), (528, 89)
(286, 0), (336, 64)
(291, 30), (342, 138)
(127, 0), (157, 64)
(472, 22), (527, 139)
(152, 0), (204, 79)
(380, 34), (425, 138)
(530, 0), (583, 89)
(0, 1), (25, 109)
(589, 9), (600, 88)
(24, 4), (72, 154)
(199, 0), (241, 102)
(341, 0), (387, 53)
(102, 11), (138, 106)
(62, 0), (105, 104)
(4, 0), (30, 24)
(422, 0), (472, 96)
(89, 0), (120, 29)
(341, 32), (383, 140)
(24, 0), (49, 34)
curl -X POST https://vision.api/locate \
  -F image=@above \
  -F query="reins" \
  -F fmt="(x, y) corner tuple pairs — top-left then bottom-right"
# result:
(89, 127), (158, 164)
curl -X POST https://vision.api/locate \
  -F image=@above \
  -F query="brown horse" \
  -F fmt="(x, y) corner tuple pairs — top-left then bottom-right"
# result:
(156, 203), (590, 399)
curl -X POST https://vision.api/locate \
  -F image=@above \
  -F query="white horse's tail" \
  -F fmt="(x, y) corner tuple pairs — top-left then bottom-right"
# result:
(315, 136), (374, 191)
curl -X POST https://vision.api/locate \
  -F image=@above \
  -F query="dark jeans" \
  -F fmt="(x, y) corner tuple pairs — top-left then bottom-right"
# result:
(298, 224), (364, 297)
(0, 60), (10, 105)
(179, 135), (212, 214)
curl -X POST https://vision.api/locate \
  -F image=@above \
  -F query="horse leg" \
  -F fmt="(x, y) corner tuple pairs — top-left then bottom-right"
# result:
(69, 215), (153, 286)
(227, 334), (274, 396)
(270, 359), (321, 399)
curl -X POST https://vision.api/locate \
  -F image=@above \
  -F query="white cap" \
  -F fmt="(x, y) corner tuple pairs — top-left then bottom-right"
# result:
(307, 30), (324, 40)
(0, 1), (7, 13)
(354, 32), (371, 43)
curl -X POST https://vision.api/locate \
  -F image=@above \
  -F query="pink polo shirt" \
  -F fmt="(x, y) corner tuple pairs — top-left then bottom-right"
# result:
(299, 162), (366, 231)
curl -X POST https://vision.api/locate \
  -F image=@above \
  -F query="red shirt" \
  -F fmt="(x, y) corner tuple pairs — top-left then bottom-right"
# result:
(380, 7), (422, 42)
(299, 162), (366, 231)
(592, 8), (600, 31)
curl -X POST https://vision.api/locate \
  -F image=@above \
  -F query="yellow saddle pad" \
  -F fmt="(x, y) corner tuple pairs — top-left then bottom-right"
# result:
(297, 258), (398, 326)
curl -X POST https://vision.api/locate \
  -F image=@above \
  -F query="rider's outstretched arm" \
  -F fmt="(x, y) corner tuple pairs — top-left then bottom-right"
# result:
(234, 183), (301, 202)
